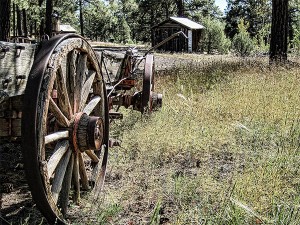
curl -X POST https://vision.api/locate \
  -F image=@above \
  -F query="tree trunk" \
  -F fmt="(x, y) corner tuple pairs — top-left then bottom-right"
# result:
(175, 0), (184, 17)
(79, 0), (84, 36)
(164, 2), (170, 19)
(269, 0), (289, 63)
(16, 5), (22, 36)
(0, 0), (11, 41)
(13, 3), (16, 37)
(45, 0), (53, 37)
(22, 9), (28, 37)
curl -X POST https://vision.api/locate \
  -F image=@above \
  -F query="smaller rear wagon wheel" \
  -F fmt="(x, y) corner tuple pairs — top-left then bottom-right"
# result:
(141, 54), (155, 113)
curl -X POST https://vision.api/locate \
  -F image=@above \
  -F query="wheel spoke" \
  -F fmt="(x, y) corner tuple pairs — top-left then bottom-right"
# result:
(78, 153), (89, 190)
(85, 150), (99, 163)
(92, 146), (107, 200)
(72, 152), (80, 204)
(83, 96), (101, 115)
(47, 140), (69, 178)
(66, 50), (77, 112)
(51, 148), (72, 204)
(92, 162), (106, 200)
(57, 66), (73, 119)
(59, 153), (74, 216)
(79, 71), (96, 111)
(45, 131), (69, 145)
(74, 53), (88, 112)
(49, 98), (70, 127)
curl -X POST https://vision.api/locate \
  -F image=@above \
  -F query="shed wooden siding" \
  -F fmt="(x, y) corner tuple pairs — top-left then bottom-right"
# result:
(151, 18), (204, 52)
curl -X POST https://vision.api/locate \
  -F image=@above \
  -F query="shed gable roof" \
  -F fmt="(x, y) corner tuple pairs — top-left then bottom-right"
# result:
(170, 17), (205, 29)
(152, 17), (205, 30)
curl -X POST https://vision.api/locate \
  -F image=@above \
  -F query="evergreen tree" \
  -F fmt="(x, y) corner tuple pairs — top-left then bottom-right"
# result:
(201, 17), (231, 54)
(232, 19), (254, 56)
(225, 0), (271, 41)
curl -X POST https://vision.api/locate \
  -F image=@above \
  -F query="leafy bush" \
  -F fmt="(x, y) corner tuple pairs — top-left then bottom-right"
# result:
(232, 20), (254, 56)
(291, 26), (300, 55)
(232, 32), (254, 56)
(201, 17), (231, 54)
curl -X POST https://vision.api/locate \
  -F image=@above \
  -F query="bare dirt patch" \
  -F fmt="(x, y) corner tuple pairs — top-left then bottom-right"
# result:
(0, 143), (45, 224)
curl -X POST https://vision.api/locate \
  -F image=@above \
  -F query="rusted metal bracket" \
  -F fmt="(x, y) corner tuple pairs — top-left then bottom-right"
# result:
(2, 77), (12, 88)
(15, 45), (25, 57)
(109, 112), (123, 120)
(1, 47), (9, 52)
(0, 46), (9, 59)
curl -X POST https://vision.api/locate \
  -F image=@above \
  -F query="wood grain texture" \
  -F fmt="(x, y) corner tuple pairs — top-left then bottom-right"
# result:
(0, 41), (36, 97)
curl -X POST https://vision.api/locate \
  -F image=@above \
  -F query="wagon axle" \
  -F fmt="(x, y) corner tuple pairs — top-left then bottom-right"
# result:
(110, 91), (163, 112)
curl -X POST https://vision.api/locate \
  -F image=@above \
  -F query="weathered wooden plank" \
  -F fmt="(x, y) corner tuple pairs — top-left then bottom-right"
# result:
(0, 118), (9, 136)
(11, 118), (21, 136)
(10, 95), (23, 111)
(0, 41), (36, 97)
(0, 118), (21, 137)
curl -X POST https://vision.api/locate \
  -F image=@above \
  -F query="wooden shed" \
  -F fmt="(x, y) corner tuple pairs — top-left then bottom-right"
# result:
(151, 17), (205, 53)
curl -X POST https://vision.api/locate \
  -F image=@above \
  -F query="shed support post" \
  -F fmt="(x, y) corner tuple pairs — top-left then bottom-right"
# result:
(188, 30), (192, 53)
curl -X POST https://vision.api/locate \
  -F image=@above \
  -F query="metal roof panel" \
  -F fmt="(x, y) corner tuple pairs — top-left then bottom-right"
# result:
(170, 17), (205, 29)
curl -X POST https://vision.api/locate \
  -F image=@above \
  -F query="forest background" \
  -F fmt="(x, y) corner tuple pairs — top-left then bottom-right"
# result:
(2, 0), (300, 56)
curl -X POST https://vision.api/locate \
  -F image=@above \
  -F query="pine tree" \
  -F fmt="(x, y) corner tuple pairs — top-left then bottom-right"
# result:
(225, 0), (271, 40)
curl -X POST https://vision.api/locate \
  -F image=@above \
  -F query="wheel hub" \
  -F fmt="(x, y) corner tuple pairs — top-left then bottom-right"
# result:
(72, 112), (104, 153)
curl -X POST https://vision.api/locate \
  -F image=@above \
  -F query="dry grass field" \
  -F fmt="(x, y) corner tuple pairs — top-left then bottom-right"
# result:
(70, 55), (300, 224)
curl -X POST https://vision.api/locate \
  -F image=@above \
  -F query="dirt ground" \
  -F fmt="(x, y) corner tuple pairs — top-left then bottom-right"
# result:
(0, 143), (46, 225)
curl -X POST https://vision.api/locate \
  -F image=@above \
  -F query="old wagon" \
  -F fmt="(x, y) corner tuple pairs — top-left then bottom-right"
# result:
(0, 34), (162, 224)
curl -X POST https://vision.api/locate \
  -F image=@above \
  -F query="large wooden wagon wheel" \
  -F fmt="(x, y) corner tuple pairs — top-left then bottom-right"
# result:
(21, 34), (109, 224)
